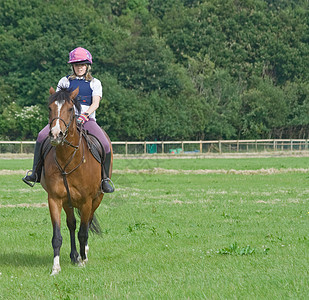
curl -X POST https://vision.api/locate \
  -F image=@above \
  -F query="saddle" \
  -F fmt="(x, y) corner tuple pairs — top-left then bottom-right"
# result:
(82, 131), (105, 164)
(41, 129), (105, 166)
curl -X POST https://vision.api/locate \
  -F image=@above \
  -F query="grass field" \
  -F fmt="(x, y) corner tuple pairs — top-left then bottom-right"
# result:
(0, 157), (308, 299)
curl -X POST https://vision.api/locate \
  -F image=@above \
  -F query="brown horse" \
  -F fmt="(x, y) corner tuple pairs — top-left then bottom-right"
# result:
(40, 87), (112, 275)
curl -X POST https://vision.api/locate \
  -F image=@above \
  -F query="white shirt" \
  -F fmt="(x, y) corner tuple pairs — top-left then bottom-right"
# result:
(56, 76), (102, 120)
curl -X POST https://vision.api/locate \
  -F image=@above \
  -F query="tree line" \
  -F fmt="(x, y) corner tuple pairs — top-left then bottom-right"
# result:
(1, 0), (309, 141)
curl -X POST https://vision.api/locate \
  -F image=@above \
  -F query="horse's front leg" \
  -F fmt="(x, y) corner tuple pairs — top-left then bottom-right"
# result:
(63, 203), (79, 264)
(48, 197), (63, 276)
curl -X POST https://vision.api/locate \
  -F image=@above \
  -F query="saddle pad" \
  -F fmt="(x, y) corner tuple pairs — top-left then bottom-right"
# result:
(41, 138), (52, 160)
(40, 132), (104, 165)
(84, 133), (104, 164)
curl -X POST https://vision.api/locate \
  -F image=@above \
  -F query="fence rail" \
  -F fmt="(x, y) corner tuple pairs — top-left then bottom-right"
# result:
(1, 139), (309, 156)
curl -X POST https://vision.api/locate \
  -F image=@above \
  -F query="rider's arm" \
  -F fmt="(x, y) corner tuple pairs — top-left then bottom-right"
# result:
(83, 78), (102, 117)
(84, 95), (100, 116)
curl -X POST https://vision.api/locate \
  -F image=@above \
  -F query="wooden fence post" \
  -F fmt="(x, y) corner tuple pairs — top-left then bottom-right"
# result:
(1, 139), (309, 156)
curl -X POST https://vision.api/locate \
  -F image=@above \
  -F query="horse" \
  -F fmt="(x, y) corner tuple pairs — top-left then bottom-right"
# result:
(40, 87), (113, 275)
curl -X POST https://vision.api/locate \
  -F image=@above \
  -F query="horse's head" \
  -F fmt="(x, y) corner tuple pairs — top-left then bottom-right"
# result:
(48, 87), (80, 146)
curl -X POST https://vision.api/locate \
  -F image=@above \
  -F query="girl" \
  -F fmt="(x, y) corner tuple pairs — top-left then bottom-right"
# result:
(23, 47), (114, 193)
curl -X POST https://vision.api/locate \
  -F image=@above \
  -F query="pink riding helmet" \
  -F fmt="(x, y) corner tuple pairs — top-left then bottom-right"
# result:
(68, 47), (93, 64)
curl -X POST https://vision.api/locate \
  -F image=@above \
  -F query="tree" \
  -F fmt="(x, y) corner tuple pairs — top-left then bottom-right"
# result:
(240, 77), (288, 139)
(1, 0), (309, 141)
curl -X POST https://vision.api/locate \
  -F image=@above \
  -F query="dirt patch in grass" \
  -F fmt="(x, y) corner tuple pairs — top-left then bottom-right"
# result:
(1, 167), (309, 176)
(113, 167), (309, 175)
(0, 170), (26, 175)
(0, 203), (48, 208)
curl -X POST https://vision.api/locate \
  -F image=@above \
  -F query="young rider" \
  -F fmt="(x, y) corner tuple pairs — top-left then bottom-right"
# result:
(22, 47), (114, 193)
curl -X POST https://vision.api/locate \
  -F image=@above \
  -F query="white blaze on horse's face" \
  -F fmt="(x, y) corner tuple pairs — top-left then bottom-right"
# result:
(50, 101), (63, 140)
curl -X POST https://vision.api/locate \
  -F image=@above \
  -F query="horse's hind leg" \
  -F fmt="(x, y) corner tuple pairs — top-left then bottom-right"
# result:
(84, 195), (104, 259)
(48, 197), (62, 276)
(78, 222), (89, 266)
(78, 203), (91, 266)
(63, 203), (79, 264)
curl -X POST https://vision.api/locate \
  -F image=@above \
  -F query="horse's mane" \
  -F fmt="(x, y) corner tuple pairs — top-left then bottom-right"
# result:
(49, 87), (81, 114)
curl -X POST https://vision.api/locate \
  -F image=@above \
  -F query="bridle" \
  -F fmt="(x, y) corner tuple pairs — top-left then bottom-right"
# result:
(49, 100), (85, 208)
(49, 104), (78, 148)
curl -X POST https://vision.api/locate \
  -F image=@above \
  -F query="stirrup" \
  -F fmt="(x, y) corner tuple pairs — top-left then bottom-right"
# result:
(100, 178), (115, 194)
(22, 170), (37, 188)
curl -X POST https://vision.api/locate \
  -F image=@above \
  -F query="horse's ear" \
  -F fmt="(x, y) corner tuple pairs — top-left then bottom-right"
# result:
(70, 87), (79, 100)
(49, 87), (56, 95)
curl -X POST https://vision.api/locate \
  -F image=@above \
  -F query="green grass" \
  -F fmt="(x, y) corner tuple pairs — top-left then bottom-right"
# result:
(114, 156), (309, 170)
(0, 157), (308, 299)
(1, 156), (309, 171)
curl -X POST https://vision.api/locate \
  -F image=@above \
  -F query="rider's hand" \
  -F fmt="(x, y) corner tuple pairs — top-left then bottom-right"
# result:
(77, 113), (89, 125)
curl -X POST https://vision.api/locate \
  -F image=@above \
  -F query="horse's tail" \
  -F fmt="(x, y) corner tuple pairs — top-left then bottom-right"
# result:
(89, 213), (102, 235)
(75, 209), (102, 235)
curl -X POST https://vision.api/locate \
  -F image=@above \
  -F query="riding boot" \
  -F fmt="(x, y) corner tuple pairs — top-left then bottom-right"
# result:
(101, 151), (114, 193)
(22, 141), (42, 187)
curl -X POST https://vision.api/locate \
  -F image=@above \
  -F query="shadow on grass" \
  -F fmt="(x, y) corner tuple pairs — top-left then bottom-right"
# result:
(0, 252), (51, 267)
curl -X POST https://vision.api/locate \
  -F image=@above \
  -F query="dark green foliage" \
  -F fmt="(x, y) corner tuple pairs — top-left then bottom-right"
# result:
(1, 0), (309, 140)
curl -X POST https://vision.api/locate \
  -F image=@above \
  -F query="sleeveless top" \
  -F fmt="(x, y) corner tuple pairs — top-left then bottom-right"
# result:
(57, 75), (102, 120)
(68, 77), (92, 106)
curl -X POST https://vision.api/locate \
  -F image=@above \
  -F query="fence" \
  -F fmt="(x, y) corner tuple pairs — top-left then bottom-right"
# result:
(1, 139), (309, 156)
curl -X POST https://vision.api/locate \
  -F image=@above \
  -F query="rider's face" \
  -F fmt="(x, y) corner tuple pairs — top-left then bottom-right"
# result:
(73, 64), (87, 76)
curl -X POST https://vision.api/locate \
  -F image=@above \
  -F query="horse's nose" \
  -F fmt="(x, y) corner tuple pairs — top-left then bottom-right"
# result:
(49, 128), (64, 144)
(50, 128), (60, 139)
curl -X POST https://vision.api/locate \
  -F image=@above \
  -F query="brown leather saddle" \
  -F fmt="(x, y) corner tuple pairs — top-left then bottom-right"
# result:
(41, 129), (105, 164)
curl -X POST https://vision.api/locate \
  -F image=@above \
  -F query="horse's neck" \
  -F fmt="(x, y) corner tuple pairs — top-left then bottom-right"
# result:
(55, 125), (82, 161)
(67, 124), (80, 144)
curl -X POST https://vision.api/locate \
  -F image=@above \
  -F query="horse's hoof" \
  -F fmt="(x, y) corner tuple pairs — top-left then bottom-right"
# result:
(78, 260), (86, 267)
(50, 266), (61, 276)
(70, 252), (80, 265)
(77, 255), (87, 267)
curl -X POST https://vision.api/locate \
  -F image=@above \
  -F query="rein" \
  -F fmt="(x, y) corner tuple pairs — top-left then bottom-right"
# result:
(53, 128), (84, 209)
(50, 106), (85, 209)
(49, 107), (75, 144)
(53, 126), (84, 176)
